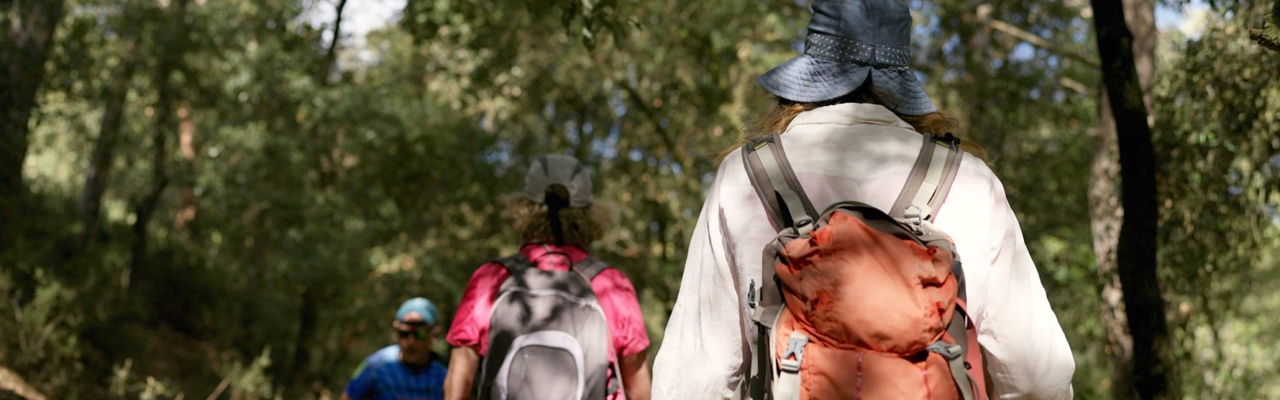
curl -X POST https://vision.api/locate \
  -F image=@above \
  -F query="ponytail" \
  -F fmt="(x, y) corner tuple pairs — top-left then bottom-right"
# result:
(544, 185), (572, 245)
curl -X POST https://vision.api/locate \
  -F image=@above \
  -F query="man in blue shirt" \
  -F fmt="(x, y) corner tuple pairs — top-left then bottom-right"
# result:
(342, 297), (448, 400)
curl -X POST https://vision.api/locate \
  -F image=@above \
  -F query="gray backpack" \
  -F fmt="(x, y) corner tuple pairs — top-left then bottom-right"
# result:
(476, 253), (621, 400)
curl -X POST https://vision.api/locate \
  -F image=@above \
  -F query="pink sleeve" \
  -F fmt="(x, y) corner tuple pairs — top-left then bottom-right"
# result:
(591, 268), (651, 358)
(446, 263), (509, 355)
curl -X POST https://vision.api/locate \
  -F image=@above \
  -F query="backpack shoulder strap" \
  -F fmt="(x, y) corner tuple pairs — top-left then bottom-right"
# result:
(494, 253), (534, 275)
(890, 132), (964, 223)
(574, 256), (610, 282)
(740, 133), (818, 231)
(741, 133), (815, 400)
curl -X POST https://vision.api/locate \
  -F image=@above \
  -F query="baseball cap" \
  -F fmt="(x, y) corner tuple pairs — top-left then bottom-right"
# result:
(395, 297), (438, 326)
(521, 154), (594, 208)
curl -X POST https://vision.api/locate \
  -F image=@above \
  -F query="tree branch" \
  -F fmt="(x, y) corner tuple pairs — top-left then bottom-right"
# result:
(319, 0), (350, 85)
(987, 18), (1101, 67)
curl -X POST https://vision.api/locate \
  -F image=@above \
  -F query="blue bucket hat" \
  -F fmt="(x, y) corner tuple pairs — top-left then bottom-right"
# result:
(756, 0), (936, 115)
(395, 297), (439, 326)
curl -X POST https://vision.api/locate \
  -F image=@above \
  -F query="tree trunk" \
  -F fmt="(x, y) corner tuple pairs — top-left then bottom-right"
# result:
(1090, 0), (1156, 397)
(0, 0), (66, 250)
(287, 287), (320, 389)
(317, 0), (349, 85)
(1090, 0), (1177, 398)
(81, 40), (139, 247)
(281, 2), (350, 387)
(173, 104), (198, 234)
(129, 0), (190, 293)
(129, 70), (175, 295)
(1090, 92), (1132, 398)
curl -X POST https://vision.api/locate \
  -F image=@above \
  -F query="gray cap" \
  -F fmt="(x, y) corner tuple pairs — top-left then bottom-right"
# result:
(522, 154), (594, 208)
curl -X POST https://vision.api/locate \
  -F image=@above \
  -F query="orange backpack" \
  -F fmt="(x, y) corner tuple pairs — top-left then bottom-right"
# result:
(740, 132), (986, 400)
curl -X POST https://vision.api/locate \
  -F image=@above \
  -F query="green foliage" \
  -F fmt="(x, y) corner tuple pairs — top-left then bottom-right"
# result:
(1153, 9), (1280, 397)
(5, 0), (1280, 398)
(0, 269), (83, 398)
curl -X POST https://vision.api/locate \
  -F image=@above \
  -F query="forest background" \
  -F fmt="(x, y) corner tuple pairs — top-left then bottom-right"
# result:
(1, 0), (1278, 398)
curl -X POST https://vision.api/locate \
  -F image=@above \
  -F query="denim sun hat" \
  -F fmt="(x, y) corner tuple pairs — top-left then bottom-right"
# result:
(395, 297), (439, 326)
(756, 0), (936, 115)
(522, 154), (594, 208)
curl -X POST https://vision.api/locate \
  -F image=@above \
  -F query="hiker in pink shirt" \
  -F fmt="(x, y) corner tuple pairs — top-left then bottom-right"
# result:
(444, 155), (652, 400)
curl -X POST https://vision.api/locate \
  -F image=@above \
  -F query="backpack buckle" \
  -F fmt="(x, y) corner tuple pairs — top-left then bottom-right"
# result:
(926, 341), (963, 360)
(902, 205), (925, 232)
(792, 217), (814, 236)
(779, 333), (809, 373)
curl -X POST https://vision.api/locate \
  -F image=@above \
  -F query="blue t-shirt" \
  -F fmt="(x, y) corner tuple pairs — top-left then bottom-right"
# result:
(344, 345), (447, 400)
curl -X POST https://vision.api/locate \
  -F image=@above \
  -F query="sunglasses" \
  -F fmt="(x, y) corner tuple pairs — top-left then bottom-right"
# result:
(396, 328), (431, 340)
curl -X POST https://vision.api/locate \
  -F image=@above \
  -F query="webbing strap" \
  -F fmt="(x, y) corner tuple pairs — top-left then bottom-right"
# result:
(949, 259), (971, 368)
(574, 256), (609, 281)
(929, 139), (964, 218)
(908, 142), (952, 218)
(744, 303), (784, 400)
(891, 136), (936, 219)
(891, 133), (963, 222)
(742, 134), (817, 230)
(502, 253), (611, 282)
(949, 258), (985, 400)
(927, 341), (975, 400)
(494, 254), (533, 275)
(772, 332), (808, 400)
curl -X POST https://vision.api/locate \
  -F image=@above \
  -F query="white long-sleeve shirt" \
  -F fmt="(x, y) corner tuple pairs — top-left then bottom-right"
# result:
(652, 103), (1075, 400)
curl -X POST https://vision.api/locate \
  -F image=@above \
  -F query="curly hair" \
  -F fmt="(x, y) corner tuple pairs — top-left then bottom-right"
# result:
(504, 193), (614, 247)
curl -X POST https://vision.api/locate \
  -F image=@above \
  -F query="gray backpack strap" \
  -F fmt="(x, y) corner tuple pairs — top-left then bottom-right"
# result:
(571, 255), (629, 397)
(495, 253), (534, 275)
(740, 133), (814, 400)
(944, 257), (984, 400)
(741, 133), (818, 231)
(574, 256), (610, 282)
(890, 133), (964, 224)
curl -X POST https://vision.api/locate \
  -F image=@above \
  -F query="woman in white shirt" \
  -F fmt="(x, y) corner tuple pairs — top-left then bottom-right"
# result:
(650, 0), (1075, 398)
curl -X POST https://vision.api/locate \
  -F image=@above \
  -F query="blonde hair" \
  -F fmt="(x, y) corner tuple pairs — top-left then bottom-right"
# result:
(504, 194), (614, 247)
(719, 88), (989, 163)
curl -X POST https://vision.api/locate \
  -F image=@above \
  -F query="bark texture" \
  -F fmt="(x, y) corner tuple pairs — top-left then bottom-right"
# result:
(0, 0), (66, 249)
(1089, 0), (1156, 397)
(1090, 0), (1178, 398)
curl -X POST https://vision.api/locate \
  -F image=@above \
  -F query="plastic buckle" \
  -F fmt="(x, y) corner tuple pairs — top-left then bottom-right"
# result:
(926, 342), (963, 360)
(779, 334), (808, 372)
(903, 205), (924, 231)
(793, 217), (814, 236)
(748, 136), (774, 151)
